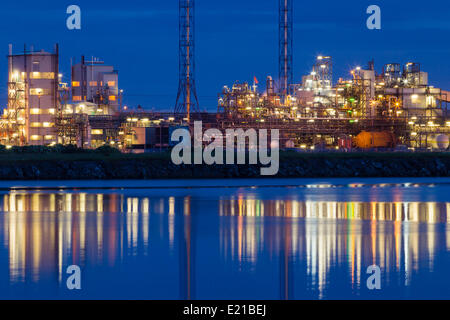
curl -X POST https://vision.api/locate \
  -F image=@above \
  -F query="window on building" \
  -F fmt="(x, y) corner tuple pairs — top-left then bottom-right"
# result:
(30, 135), (40, 141)
(91, 129), (103, 135)
(73, 96), (82, 101)
(30, 72), (55, 80)
(107, 81), (116, 87)
(43, 122), (53, 128)
(30, 88), (48, 95)
(109, 95), (116, 101)
(89, 81), (98, 86)
(44, 135), (54, 140)
(31, 122), (41, 127)
(72, 81), (80, 87)
(32, 61), (40, 72)
(30, 109), (41, 115)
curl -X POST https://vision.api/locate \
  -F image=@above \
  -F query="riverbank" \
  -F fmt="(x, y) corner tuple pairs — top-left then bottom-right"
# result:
(0, 151), (449, 180)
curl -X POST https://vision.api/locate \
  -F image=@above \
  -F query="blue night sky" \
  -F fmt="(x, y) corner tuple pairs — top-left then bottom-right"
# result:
(0, 0), (449, 111)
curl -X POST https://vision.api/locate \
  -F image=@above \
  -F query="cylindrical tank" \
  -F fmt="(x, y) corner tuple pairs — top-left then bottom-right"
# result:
(354, 131), (396, 149)
(430, 134), (449, 150)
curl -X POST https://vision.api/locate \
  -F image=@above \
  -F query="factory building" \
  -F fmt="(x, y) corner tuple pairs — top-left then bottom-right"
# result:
(1, 43), (449, 152)
(55, 56), (124, 148)
(218, 56), (450, 150)
(1, 44), (59, 146)
(71, 56), (120, 115)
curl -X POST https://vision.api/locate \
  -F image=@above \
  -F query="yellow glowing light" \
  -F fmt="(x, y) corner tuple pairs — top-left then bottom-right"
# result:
(91, 129), (103, 135)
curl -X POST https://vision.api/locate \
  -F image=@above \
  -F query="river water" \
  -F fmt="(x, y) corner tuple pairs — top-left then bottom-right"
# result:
(0, 178), (449, 300)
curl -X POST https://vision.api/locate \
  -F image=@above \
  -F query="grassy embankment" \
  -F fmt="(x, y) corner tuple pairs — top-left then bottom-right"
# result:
(0, 145), (449, 179)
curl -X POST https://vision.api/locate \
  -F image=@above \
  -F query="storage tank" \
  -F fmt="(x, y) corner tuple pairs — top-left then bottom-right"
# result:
(430, 134), (449, 150)
(354, 131), (396, 149)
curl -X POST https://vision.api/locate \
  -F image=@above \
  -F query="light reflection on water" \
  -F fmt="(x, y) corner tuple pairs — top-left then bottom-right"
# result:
(0, 183), (450, 299)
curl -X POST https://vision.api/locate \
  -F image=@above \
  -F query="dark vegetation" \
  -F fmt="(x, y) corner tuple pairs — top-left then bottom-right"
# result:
(0, 145), (448, 180)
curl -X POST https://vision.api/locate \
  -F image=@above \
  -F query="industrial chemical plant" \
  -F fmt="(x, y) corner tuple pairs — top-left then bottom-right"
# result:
(0, 0), (449, 152)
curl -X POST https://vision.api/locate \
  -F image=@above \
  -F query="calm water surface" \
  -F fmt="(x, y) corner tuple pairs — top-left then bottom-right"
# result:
(0, 178), (450, 300)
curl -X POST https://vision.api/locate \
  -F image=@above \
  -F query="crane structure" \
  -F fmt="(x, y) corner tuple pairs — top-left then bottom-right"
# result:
(175, 0), (200, 122)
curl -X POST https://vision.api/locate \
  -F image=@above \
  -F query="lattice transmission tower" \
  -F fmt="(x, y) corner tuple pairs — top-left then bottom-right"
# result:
(175, 0), (200, 122)
(279, 0), (293, 96)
